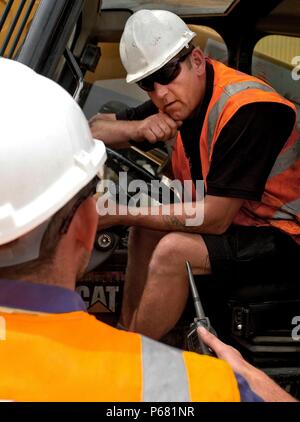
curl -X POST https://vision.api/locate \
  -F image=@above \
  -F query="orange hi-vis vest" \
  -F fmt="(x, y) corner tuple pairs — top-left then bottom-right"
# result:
(0, 309), (240, 402)
(172, 58), (300, 243)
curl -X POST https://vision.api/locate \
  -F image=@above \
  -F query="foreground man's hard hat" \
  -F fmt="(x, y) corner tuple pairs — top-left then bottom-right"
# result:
(0, 58), (106, 246)
(120, 9), (196, 84)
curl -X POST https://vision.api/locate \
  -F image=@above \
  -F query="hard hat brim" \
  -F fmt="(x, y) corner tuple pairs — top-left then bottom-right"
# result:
(126, 32), (196, 84)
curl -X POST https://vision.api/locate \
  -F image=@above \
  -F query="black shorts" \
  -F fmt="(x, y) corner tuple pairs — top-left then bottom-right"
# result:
(201, 225), (300, 287)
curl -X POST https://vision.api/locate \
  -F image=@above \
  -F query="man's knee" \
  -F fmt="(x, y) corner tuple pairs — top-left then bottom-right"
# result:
(129, 226), (165, 247)
(149, 232), (210, 276)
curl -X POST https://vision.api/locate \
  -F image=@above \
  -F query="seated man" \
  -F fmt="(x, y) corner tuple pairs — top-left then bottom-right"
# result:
(90, 10), (300, 340)
(0, 58), (296, 402)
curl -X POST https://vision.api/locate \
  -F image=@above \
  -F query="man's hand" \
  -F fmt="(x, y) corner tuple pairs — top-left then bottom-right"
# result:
(197, 326), (298, 402)
(90, 112), (117, 125)
(197, 326), (249, 374)
(134, 113), (182, 144)
(88, 111), (180, 148)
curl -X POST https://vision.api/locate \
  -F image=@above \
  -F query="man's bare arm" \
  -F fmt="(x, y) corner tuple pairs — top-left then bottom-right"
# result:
(160, 195), (243, 234)
(89, 112), (133, 149)
(98, 195), (244, 235)
(89, 112), (181, 149)
(198, 327), (298, 402)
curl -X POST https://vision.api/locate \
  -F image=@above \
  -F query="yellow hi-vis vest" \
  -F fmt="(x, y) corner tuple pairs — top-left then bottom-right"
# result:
(0, 310), (240, 402)
(172, 59), (300, 243)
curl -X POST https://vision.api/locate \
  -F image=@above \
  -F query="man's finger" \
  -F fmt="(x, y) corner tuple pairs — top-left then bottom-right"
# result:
(197, 326), (225, 355)
(151, 124), (165, 139)
(145, 128), (158, 144)
(157, 112), (178, 129)
(89, 114), (101, 125)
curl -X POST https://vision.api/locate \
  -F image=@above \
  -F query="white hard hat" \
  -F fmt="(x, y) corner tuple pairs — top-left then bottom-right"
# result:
(0, 58), (106, 246)
(120, 9), (196, 84)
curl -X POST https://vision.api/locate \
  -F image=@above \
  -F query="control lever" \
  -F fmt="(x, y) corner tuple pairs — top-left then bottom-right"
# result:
(186, 261), (216, 356)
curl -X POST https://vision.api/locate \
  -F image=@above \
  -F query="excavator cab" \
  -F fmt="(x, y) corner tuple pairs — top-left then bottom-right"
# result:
(1, 0), (299, 398)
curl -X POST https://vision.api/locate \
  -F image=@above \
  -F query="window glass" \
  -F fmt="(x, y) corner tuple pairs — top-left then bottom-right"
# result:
(0, 0), (40, 59)
(189, 24), (228, 63)
(252, 35), (300, 122)
(101, 0), (235, 15)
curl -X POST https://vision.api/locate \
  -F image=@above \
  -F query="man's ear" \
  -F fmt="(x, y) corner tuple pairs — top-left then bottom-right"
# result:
(191, 48), (206, 76)
(68, 197), (98, 252)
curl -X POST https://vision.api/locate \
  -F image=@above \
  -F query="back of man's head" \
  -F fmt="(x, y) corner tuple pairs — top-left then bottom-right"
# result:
(0, 58), (106, 271)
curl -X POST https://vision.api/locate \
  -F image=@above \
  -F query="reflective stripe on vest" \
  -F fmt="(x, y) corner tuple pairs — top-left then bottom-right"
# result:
(274, 198), (300, 219)
(207, 81), (275, 156)
(172, 58), (300, 240)
(269, 132), (300, 179)
(0, 310), (241, 401)
(207, 80), (300, 224)
(142, 336), (190, 402)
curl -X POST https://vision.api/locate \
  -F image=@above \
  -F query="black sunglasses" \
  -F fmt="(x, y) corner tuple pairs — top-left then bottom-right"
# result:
(137, 45), (194, 92)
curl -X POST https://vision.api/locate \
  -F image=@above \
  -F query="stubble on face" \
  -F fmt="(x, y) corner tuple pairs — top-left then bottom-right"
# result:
(149, 58), (204, 122)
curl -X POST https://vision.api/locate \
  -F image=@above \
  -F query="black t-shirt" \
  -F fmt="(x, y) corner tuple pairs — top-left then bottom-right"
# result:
(116, 63), (295, 201)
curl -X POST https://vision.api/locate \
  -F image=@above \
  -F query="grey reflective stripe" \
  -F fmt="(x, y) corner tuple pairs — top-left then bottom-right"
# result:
(142, 336), (190, 402)
(273, 198), (300, 219)
(207, 82), (275, 156)
(273, 210), (295, 220)
(269, 135), (300, 179)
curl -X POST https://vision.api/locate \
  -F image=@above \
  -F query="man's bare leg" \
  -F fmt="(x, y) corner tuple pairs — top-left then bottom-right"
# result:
(132, 232), (211, 339)
(119, 226), (166, 328)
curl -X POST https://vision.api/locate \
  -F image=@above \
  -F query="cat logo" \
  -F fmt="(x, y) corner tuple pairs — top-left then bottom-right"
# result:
(76, 284), (121, 314)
